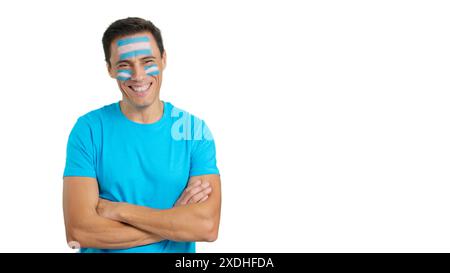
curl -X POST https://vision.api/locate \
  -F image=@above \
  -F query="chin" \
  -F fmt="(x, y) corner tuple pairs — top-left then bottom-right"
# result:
(131, 98), (156, 109)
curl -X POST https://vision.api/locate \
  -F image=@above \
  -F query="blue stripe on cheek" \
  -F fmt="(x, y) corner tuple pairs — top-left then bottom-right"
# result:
(144, 64), (160, 76)
(117, 76), (131, 81)
(117, 36), (150, 46)
(117, 69), (132, 74)
(116, 69), (132, 81)
(145, 64), (158, 69)
(146, 70), (160, 76)
(119, 49), (153, 60)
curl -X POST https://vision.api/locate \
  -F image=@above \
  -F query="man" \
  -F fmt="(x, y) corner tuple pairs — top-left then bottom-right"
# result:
(63, 17), (221, 253)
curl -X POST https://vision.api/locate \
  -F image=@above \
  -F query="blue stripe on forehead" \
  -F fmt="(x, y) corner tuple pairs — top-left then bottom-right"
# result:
(117, 36), (150, 46)
(119, 49), (152, 60)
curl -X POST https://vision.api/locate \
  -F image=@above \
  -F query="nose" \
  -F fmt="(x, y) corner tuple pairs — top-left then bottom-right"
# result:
(131, 65), (146, 81)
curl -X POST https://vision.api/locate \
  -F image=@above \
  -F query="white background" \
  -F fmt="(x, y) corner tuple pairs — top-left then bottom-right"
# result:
(0, 0), (449, 252)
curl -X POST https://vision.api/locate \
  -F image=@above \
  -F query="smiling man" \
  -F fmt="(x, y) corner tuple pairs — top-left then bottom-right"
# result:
(62, 17), (221, 253)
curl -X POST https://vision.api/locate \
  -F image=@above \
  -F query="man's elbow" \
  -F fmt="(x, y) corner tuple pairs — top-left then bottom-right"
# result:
(202, 218), (219, 242)
(65, 225), (83, 247)
(65, 224), (94, 249)
(199, 207), (220, 242)
(205, 230), (218, 242)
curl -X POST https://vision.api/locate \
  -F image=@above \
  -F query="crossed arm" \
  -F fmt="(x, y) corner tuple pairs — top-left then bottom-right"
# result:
(63, 174), (221, 249)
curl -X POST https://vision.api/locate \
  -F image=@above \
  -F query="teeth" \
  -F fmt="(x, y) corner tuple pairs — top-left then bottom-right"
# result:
(130, 84), (150, 92)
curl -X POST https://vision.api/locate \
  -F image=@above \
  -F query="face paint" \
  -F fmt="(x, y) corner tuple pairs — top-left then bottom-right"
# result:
(115, 36), (159, 81)
(145, 64), (160, 76)
(116, 69), (132, 81)
(117, 36), (152, 60)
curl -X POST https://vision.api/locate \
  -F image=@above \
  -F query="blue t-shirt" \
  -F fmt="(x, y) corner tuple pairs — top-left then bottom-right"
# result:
(63, 101), (220, 253)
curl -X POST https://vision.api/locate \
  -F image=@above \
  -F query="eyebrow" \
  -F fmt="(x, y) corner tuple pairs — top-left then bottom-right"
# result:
(115, 56), (155, 65)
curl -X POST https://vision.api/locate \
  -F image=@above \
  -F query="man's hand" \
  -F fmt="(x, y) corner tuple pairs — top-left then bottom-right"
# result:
(174, 179), (212, 207)
(97, 179), (212, 220)
(97, 198), (124, 221)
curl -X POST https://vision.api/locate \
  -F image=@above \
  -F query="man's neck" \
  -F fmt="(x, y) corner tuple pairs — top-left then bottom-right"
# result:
(119, 99), (164, 124)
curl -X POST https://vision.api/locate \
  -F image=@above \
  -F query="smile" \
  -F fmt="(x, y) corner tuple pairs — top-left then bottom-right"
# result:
(129, 83), (151, 92)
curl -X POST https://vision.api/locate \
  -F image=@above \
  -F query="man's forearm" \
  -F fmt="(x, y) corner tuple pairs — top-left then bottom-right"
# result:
(114, 203), (217, 242)
(67, 214), (164, 249)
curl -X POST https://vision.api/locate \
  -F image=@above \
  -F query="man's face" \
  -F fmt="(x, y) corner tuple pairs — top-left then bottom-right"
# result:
(108, 32), (166, 109)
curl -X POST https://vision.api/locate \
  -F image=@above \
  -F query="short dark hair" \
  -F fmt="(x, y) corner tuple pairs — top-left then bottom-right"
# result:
(102, 17), (165, 66)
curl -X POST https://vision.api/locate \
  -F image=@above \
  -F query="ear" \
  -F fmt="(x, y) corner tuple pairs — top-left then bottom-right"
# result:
(161, 51), (167, 71)
(107, 62), (115, 79)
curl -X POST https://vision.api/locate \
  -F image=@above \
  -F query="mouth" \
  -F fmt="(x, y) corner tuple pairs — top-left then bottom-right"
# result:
(127, 82), (153, 97)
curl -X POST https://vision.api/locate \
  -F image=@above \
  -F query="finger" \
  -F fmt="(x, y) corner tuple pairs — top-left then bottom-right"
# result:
(188, 187), (212, 204)
(177, 183), (206, 205)
(195, 188), (212, 203)
(188, 179), (202, 187)
(188, 189), (211, 204)
(185, 184), (208, 201)
(175, 180), (202, 206)
(184, 180), (202, 194)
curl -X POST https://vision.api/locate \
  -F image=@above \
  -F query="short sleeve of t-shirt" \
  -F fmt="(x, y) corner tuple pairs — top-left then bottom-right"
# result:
(63, 117), (97, 178)
(189, 120), (220, 177)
